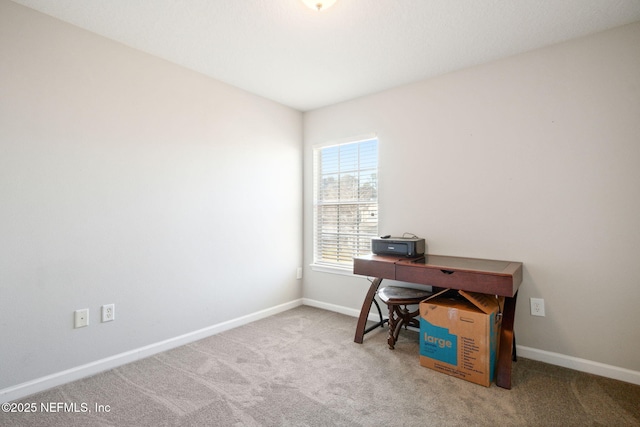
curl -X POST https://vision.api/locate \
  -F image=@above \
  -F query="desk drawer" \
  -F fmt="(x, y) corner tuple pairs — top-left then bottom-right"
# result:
(353, 256), (397, 280)
(396, 265), (516, 297)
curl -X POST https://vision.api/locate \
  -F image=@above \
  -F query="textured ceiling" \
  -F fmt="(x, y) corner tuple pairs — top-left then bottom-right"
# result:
(11, 0), (640, 111)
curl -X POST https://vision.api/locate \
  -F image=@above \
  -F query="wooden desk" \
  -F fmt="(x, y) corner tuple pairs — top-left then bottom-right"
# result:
(353, 254), (523, 389)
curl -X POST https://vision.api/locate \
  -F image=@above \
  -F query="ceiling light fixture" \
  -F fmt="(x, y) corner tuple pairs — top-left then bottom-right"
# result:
(302, 0), (337, 12)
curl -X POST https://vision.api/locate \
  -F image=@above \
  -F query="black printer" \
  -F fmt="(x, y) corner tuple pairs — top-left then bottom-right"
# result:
(371, 235), (425, 258)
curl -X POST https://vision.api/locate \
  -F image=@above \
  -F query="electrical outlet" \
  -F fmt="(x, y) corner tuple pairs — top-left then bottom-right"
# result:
(296, 267), (303, 280)
(74, 308), (89, 328)
(102, 304), (115, 322)
(530, 298), (545, 317)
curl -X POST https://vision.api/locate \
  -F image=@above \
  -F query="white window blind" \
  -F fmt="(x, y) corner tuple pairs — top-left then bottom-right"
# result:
(313, 137), (378, 268)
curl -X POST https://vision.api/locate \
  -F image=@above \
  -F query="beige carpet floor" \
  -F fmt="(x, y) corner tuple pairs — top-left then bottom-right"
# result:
(2, 305), (639, 426)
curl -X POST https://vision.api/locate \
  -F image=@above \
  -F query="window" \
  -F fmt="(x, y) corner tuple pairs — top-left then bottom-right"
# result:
(313, 136), (378, 270)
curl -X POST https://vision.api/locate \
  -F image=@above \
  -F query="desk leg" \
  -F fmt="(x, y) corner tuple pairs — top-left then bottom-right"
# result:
(496, 292), (518, 389)
(354, 277), (383, 343)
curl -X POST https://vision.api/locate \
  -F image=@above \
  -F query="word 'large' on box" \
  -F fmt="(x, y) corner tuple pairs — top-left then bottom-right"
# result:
(419, 289), (503, 387)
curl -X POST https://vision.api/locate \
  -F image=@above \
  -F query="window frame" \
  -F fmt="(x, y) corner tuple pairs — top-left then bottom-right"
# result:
(311, 134), (379, 275)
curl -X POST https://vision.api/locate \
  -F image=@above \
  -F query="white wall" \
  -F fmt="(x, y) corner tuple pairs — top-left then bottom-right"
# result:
(0, 1), (302, 391)
(304, 22), (640, 375)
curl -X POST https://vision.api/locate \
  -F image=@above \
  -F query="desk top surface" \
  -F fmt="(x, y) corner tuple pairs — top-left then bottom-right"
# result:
(354, 253), (523, 296)
(400, 255), (520, 275)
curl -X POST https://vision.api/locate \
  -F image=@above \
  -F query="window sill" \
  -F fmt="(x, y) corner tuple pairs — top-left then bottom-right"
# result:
(310, 263), (355, 276)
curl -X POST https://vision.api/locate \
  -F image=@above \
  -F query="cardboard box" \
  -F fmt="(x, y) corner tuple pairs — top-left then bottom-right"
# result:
(419, 289), (503, 387)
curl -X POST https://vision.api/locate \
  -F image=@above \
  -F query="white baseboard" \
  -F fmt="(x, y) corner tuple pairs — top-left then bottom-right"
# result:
(303, 298), (640, 387)
(0, 299), (303, 404)
(516, 345), (640, 386)
(302, 298), (363, 318)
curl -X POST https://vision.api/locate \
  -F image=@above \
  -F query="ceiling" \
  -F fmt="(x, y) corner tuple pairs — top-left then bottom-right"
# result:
(11, 0), (640, 111)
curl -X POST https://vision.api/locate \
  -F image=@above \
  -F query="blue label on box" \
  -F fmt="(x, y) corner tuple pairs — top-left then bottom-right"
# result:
(420, 317), (457, 365)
